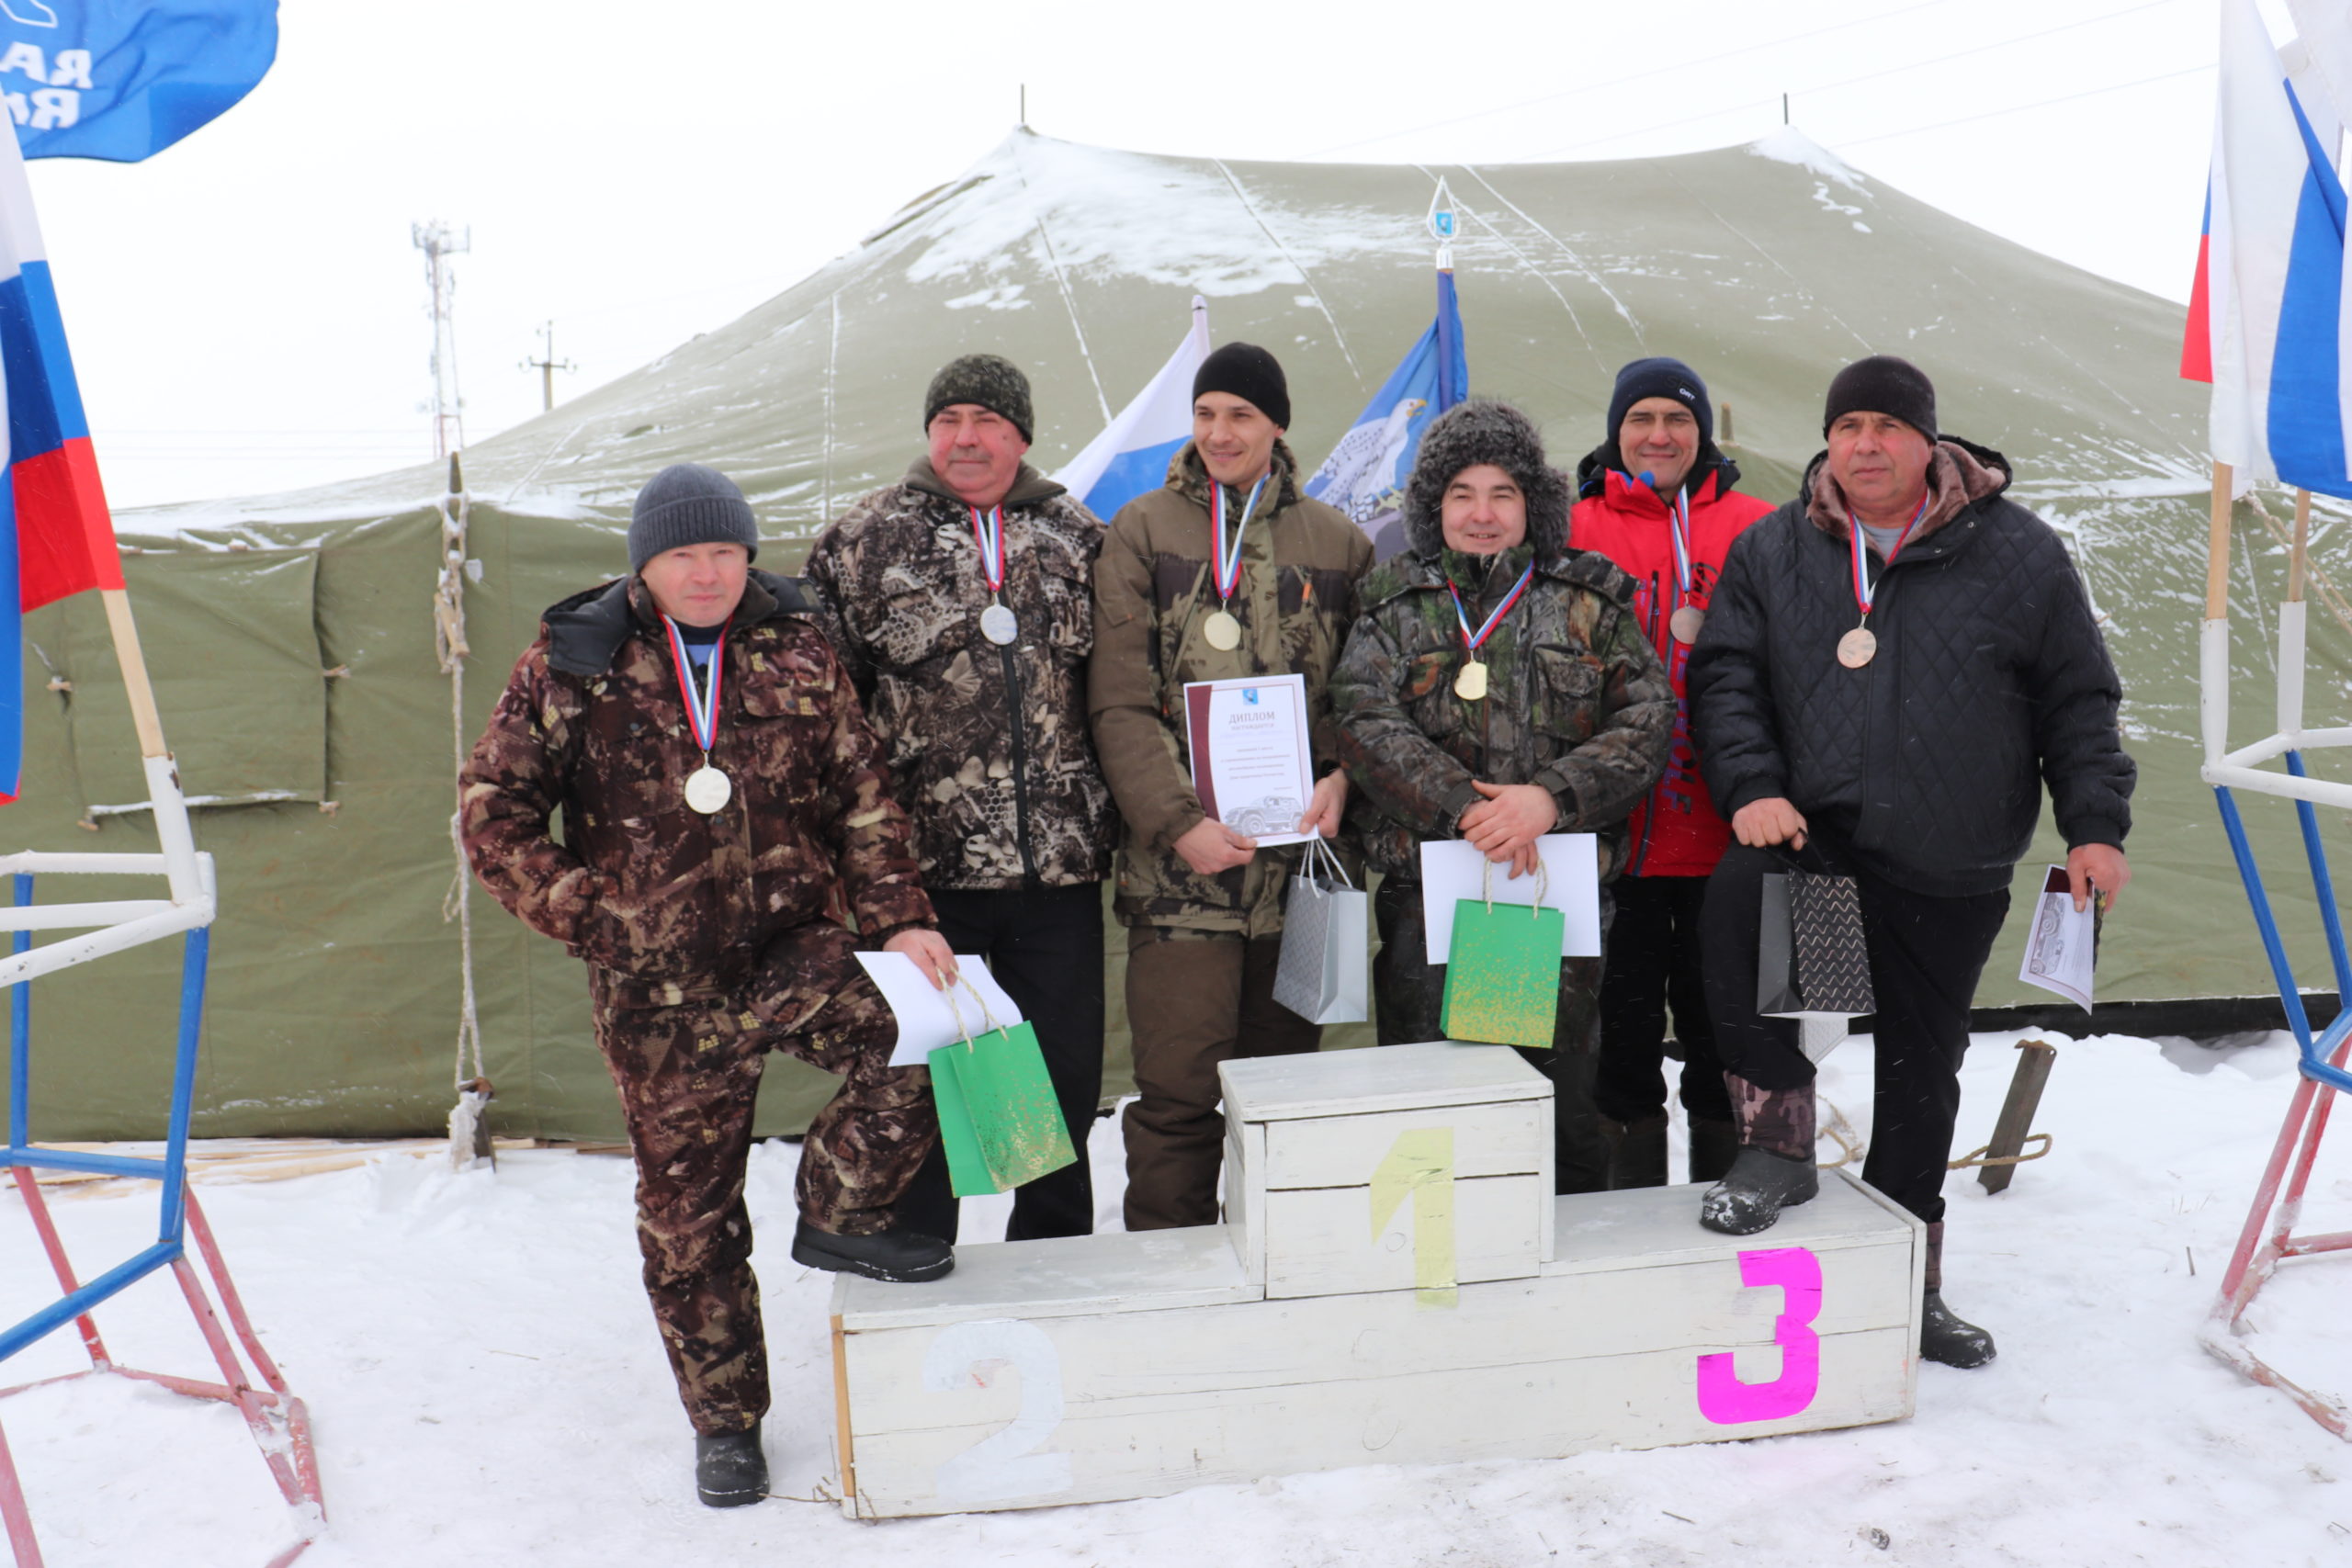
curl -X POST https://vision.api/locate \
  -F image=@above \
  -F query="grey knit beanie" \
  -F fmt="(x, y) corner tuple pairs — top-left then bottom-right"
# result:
(923, 354), (1035, 443)
(628, 463), (759, 572)
(1402, 400), (1570, 561)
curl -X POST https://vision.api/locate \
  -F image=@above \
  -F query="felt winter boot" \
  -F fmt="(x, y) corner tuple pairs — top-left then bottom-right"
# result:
(1918, 1220), (1997, 1369)
(1686, 1114), (1738, 1184)
(1602, 1113), (1669, 1190)
(1698, 1075), (1818, 1235)
(791, 1220), (954, 1283)
(695, 1423), (769, 1507)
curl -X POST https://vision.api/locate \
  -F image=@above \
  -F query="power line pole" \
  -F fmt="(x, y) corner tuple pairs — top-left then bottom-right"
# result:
(412, 220), (469, 458)
(520, 320), (575, 413)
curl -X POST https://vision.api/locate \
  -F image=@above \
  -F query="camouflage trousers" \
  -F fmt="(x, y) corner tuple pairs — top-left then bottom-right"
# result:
(589, 919), (935, 1436)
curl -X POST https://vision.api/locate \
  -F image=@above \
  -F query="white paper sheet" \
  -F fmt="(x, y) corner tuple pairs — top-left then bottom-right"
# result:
(2017, 864), (2098, 1013)
(855, 952), (1030, 1067)
(1182, 672), (1316, 849)
(1418, 834), (1601, 964)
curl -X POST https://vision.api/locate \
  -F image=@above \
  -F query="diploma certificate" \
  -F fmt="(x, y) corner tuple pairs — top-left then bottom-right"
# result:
(1182, 673), (1316, 848)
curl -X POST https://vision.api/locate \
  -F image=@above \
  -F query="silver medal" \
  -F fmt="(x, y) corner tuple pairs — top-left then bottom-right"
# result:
(1670, 605), (1705, 644)
(684, 764), (732, 814)
(979, 603), (1019, 645)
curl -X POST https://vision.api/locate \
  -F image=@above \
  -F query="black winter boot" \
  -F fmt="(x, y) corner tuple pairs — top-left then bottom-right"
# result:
(1699, 1145), (1819, 1234)
(792, 1220), (954, 1283)
(1603, 1113), (1669, 1190)
(1686, 1115), (1738, 1184)
(1919, 1221), (1996, 1368)
(695, 1424), (769, 1507)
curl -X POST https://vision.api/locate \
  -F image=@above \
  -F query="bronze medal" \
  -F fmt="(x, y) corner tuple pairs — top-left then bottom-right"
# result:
(684, 764), (732, 814)
(1670, 605), (1704, 644)
(1837, 626), (1878, 669)
(1204, 608), (1242, 651)
(1454, 660), (1489, 701)
(979, 603), (1019, 645)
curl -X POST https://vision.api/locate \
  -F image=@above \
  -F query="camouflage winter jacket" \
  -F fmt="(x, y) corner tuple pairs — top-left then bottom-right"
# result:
(1090, 440), (1374, 936)
(459, 570), (933, 1007)
(803, 459), (1114, 891)
(1330, 542), (1676, 882)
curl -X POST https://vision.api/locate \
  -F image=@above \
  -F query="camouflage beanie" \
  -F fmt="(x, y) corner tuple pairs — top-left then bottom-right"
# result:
(628, 463), (759, 571)
(1402, 399), (1570, 562)
(924, 354), (1034, 443)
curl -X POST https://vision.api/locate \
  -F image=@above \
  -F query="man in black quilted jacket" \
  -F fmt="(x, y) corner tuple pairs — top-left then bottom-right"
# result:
(1686, 355), (2134, 1370)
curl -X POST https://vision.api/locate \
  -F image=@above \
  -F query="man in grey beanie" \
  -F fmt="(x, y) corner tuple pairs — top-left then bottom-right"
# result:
(461, 461), (959, 1509)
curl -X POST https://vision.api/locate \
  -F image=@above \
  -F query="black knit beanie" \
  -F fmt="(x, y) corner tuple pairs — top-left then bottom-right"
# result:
(628, 463), (759, 572)
(1823, 355), (1937, 440)
(1401, 399), (1571, 561)
(923, 354), (1035, 443)
(1193, 342), (1291, 430)
(1605, 355), (1712, 449)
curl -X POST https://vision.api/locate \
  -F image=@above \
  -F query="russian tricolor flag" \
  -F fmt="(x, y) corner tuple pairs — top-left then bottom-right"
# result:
(0, 118), (126, 803)
(2184, 0), (2352, 501)
(1056, 295), (1212, 521)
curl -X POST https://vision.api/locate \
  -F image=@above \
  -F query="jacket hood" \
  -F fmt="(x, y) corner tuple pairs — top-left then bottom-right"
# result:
(1402, 399), (1571, 562)
(901, 457), (1067, 511)
(1799, 435), (2012, 544)
(1574, 439), (1743, 502)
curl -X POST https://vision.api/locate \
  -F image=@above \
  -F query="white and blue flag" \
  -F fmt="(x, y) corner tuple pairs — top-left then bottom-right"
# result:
(1057, 295), (1212, 521)
(1306, 270), (1468, 559)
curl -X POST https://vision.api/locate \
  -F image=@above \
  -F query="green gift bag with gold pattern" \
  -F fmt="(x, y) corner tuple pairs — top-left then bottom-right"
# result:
(1439, 861), (1565, 1050)
(926, 977), (1077, 1198)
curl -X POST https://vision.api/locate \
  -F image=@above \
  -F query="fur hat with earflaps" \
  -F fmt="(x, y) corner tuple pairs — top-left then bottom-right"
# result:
(1402, 399), (1570, 561)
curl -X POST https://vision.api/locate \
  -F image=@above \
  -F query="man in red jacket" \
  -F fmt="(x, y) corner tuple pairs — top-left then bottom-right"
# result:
(1569, 357), (1775, 1189)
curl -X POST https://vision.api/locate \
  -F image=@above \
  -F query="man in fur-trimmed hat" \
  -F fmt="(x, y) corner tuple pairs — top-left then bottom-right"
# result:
(1688, 355), (2136, 1369)
(1330, 399), (1674, 1193)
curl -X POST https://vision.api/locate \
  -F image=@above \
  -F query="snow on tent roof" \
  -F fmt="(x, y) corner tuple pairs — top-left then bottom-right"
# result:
(18, 129), (2342, 1141)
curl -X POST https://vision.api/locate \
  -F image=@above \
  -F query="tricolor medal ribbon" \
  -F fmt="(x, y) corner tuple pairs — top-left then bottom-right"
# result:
(662, 614), (734, 812)
(1445, 562), (1535, 702)
(1666, 485), (1704, 644)
(1838, 490), (1932, 670)
(1203, 474), (1268, 650)
(968, 504), (1019, 645)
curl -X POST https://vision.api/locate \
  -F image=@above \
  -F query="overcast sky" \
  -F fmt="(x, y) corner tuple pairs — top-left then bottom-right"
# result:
(16, 0), (2287, 508)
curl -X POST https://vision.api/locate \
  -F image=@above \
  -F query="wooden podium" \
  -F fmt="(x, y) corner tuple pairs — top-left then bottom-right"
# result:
(827, 1044), (1922, 1518)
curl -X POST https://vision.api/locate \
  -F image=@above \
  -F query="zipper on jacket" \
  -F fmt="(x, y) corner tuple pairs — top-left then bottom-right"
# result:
(998, 639), (1040, 884)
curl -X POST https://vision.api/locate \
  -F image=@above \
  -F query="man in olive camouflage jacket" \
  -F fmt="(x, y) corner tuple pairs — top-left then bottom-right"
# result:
(1332, 400), (1673, 1193)
(805, 355), (1114, 1244)
(462, 463), (959, 1509)
(1091, 342), (1374, 1230)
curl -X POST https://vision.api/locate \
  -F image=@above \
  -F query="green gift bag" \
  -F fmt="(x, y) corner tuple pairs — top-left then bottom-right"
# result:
(925, 977), (1079, 1198)
(1439, 860), (1566, 1050)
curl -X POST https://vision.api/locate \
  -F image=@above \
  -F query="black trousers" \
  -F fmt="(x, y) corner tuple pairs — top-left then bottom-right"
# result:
(894, 882), (1106, 1243)
(1595, 874), (1730, 1126)
(1372, 878), (1611, 1196)
(1699, 840), (2009, 1225)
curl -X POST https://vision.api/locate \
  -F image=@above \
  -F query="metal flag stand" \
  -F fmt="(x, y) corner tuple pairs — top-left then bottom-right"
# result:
(0, 587), (322, 1562)
(2195, 464), (2352, 1439)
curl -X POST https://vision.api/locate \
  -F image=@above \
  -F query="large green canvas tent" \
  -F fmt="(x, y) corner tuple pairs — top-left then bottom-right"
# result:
(9, 129), (2344, 1143)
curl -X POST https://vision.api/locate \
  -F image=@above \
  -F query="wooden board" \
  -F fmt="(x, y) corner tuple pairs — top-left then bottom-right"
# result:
(832, 1173), (1919, 1518)
(1262, 1173), (1545, 1298)
(1218, 1042), (1549, 1122)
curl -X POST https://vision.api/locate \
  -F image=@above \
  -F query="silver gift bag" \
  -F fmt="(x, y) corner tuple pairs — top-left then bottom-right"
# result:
(1272, 835), (1369, 1024)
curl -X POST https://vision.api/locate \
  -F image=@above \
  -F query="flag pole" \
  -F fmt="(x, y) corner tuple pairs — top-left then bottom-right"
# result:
(97, 581), (201, 908)
(98, 589), (166, 760)
(2280, 488), (2311, 739)
(2202, 460), (2234, 768)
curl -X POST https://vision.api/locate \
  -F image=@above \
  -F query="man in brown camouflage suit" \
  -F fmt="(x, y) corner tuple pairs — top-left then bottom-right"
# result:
(461, 463), (959, 1508)
(1091, 342), (1374, 1230)
(1331, 400), (1673, 1193)
(805, 355), (1114, 1243)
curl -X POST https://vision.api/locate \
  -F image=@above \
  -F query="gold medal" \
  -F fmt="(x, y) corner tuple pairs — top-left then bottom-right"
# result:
(1204, 608), (1242, 651)
(1837, 626), (1878, 669)
(684, 764), (732, 814)
(1670, 605), (1704, 644)
(1454, 660), (1489, 701)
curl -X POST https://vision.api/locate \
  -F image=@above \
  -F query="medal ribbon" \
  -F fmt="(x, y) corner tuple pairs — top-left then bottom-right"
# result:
(662, 614), (730, 756)
(1210, 475), (1269, 604)
(1668, 485), (1694, 597)
(967, 504), (1005, 595)
(1445, 563), (1536, 656)
(1847, 490), (1932, 620)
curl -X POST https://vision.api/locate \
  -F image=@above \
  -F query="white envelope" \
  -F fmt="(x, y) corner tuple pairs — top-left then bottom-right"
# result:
(1418, 834), (1602, 964)
(855, 952), (1029, 1067)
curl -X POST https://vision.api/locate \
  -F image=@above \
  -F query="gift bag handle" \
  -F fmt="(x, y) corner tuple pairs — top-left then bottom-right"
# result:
(1479, 853), (1550, 919)
(1304, 832), (1354, 890)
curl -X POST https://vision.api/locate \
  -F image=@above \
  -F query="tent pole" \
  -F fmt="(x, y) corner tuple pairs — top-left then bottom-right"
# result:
(2201, 461), (2233, 769)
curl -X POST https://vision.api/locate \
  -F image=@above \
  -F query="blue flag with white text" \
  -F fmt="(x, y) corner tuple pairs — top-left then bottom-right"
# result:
(0, 0), (276, 164)
(1306, 269), (1467, 558)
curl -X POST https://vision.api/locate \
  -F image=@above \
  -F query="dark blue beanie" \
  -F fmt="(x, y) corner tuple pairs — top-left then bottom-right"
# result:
(1605, 356), (1713, 449)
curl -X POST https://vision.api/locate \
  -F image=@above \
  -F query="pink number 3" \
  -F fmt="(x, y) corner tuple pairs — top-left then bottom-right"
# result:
(1696, 1246), (1822, 1424)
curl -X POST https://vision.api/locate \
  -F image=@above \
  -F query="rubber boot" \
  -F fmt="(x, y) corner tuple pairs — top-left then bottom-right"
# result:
(1686, 1115), (1738, 1185)
(1919, 1220), (1996, 1369)
(1602, 1113), (1669, 1190)
(695, 1423), (769, 1507)
(1699, 1074), (1818, 1235)
(791, 1219), (954, 1283)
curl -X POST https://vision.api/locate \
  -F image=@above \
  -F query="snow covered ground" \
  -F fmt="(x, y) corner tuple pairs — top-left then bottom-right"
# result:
(6, 1028), (2352, 1567)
